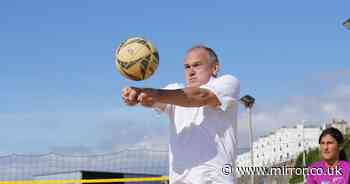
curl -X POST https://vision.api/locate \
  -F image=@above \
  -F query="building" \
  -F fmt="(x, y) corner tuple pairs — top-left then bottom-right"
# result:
(236, 123), (322, 167)
(324, 119), (348, 135)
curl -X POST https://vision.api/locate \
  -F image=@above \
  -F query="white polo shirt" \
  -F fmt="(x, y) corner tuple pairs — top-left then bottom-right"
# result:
(159, 74), (240, 184)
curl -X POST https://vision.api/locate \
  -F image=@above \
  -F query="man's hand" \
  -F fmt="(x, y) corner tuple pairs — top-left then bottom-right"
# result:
(122, 87), (141, 106)
(137, 88), (160, 107)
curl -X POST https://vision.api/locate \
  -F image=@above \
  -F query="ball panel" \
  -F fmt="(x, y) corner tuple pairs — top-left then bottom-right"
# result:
(144, 54), (158, 79)
(117, 63), (143, 81)
(117, 59), (137, 69)
(117, 42), (151, 62)
(117, 56), (149, 76)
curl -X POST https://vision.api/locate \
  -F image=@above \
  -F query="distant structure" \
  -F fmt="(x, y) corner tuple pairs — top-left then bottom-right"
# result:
(237, 122), (322, 167)
(324, 119), (348, 135)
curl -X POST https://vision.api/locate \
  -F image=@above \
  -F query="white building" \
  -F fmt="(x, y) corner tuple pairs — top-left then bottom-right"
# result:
(236, 123), (322, 167)
(324, 119), (348, 135)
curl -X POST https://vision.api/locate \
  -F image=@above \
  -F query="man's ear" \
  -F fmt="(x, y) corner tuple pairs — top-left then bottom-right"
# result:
(212, 63), (219, 77)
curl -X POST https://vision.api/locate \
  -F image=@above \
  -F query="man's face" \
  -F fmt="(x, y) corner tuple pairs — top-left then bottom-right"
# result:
(184, 49), (218, 87)
(320, 134), (340, 162)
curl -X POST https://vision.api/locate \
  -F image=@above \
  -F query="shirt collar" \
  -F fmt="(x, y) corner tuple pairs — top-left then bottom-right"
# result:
(324, 160), (340, 168)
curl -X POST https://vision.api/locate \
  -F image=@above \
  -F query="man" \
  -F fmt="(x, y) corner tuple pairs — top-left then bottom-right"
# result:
(122, 45), (240, 183)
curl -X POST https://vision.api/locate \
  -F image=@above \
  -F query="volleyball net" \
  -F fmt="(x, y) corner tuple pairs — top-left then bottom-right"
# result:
(0, 148), (169, 183)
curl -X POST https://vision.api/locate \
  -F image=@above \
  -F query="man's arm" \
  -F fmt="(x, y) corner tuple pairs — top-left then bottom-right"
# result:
(121, 87), (169, 110)
(137, 87), (221, 108)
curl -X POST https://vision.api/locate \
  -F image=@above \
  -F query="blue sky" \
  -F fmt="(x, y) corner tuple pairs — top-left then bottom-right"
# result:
(0, 0), (349, 154)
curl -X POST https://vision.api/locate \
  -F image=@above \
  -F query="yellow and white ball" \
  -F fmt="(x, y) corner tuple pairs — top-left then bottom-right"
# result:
(115, 37), (159, 81)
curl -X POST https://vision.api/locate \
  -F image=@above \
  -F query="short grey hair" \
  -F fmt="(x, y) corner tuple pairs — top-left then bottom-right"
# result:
(187, 44), (219, 65)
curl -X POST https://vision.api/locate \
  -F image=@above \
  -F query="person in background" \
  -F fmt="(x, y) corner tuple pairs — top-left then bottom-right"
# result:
(307, 127), (350, 184)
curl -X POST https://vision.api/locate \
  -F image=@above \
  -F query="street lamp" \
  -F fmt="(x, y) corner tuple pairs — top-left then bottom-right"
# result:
(302, 120), (306, 184)
(240, 95), (255, 108)
(240, 95), (255, 184)
(343, 18), (350, 30)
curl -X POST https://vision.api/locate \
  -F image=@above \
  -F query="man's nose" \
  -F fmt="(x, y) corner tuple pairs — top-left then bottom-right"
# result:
(188, 67), (196, 76)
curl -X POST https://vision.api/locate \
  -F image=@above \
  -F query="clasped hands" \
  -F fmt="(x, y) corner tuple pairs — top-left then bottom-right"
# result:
(122, 87), (160, 107)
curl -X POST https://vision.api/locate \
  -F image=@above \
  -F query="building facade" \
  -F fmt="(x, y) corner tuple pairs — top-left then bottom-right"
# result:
(324, 119), (348, 135)
(236, 123), (322, 167)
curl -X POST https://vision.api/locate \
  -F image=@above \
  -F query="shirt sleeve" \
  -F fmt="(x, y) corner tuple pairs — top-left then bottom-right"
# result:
(200, 75), (240, 111)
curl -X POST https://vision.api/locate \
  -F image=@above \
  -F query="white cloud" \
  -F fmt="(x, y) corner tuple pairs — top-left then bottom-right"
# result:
(0, 107), (169, 154)
(332, 83), (350, 99)
(322, 103), (337, 114)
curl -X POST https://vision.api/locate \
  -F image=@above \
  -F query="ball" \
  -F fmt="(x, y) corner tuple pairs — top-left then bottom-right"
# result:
(343, 18), (350, 30)
(115, 37), (159, 81)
